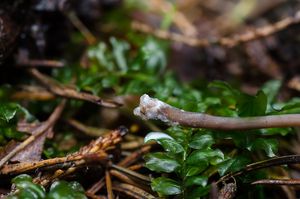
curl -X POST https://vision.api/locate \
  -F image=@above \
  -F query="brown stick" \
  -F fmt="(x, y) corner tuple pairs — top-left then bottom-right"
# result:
(132, 10), (300, 48)
(28, 68), (121, 108)
(86, 177), (105, 195)
(252, 179), (300, 185)
(112, 183), (156, 199)
(217, 155), (300, 184)
(0, 152), (107, 175)
(134, 94), (300, 131)
(106, 170), (114, 199)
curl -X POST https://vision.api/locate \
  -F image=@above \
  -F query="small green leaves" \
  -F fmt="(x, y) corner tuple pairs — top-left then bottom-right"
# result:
(247, 138), (278, 157)
(110, 37), (130, 72)
(144, 132), (184, 154)
(158, 138), (185, 154)
(237, 90), (267, 116)
(144, 132), (173, 143)
(9, 174), (45, 199)
(47, 181), (87, 199)
(188, 134), (214, 150)
(141, 38), (167, 72)
(187, 149), (224, 166)
(8, 174), (87, 199)
(185, 176), (208, 187)
(145, 152), (181, 173)
(151, 177), (182, 195)
(218, 156), (251, 176)
(0, 103), (20, 122)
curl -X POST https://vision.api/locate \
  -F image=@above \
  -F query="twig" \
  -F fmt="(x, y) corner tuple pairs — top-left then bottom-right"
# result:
(134, 94), (300, 130)
(112, 183), (156, 199)
(111, 164), (151, 183)
(65, 11), (96, 45)
(28, 68), (122, 108)
(42, 127), (127, 185)
(86, 177), (105, 195)
(0, 100), (66, 169)
(132, 10), (300, 48)
(106, 170), (114, 199)
(0, 152), (107, 175)
(127, 163), (144, 171)
(17, 59), (65, 68)
(67, 118), (110, 137)
(252, 179), (300, 185)
(11, 85), (55, 101)
(110, 169), (141, 188)
(217, 155), (300, 184)
(118, 145), (151, 167)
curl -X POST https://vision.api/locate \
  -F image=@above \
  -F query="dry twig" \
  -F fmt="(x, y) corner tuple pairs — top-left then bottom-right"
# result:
(252, 179), (300, 185)
(106, 170), (114, 199)
(112, 183), (156, 199)
(132, 10), (300, 48)
(217, 155), (300, 184)
(134, 94), (300, 130)
(67, 118), (110, 137)
(28, 68), (121, 108)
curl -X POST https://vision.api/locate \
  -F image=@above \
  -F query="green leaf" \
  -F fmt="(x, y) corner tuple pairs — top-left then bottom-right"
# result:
(159, 138), (185, 154)
(218, 156), (251, 176)
(261, 80), (281, 108)
(88, 42), (114, 71)
(237, 90), (267, 116)
(141, 38), (167, 72)
(208, 80), (239, 96)
(145, 152), (181, 173)
(187, 149), (224, 166)
(47, 181), (87, 199)
(144, 132), (184, 154)
(0, 103), (20, 122)
(12, 174), (33, 183)
(144, 132), (173, 143)
(166, 126), (189, 145)
(110, 37), (130, 72)
(185, 165), (207, 176)
(185, 176), (208, 187)
(11, 174), (46, 199)
(151, 177), (182, 195)
(274, 98), (300, 114)
(247, 138), (278, 157)
(189, 134), (214, 150)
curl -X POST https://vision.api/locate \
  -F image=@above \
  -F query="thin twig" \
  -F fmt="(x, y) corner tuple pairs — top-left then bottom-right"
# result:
(0, 152), (107, 175)
(217, 155), (300, 184)
(110, 169), (141, 188)
(17, 59), (65, 68)
(112, 183), (156, 199)
(134, 94), (300, 130)
(132, 10), (300, 48)
(11, 85), (55, 101)
(86, 177), (105, 195)
(252, 179), (300, 185)
(118, 145), (151, 167)
(106, 170), (114, 199)
(65, 11), (96, 45)
(0, 100), (66, 169)
(28, 68), (122, 108)
(111, 164), (151, 183)
(67, 118), (110, 137)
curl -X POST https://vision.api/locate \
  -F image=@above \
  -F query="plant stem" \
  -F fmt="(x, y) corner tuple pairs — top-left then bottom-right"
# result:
(134, 94), (300, 130)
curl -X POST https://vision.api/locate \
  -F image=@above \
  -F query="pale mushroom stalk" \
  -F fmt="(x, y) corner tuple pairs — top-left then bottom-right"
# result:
(134, 94), (300, 131)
